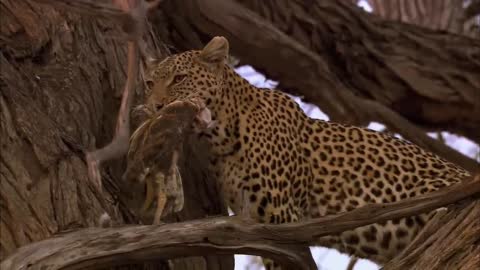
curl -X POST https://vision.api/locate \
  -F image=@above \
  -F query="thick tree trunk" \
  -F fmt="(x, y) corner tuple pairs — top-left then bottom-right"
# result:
(364, 0), (479, 38)
(0, 1), (233, 269)
(385, 200), (480, 270)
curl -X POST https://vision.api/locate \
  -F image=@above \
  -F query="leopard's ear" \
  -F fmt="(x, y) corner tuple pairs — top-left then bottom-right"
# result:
(143, 57), (161, 71)
(197, 36), (229, 70)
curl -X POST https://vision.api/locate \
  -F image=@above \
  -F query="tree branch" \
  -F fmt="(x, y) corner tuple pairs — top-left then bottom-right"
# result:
(3, 175), (479, 270)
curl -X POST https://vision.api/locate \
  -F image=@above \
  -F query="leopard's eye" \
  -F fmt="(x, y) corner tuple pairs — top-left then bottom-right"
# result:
(145, 80), (154, 89)
(173, 74), (187, 84)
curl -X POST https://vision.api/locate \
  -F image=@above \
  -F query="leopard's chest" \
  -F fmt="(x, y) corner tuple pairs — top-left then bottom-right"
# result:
(207, 155), (249, 214)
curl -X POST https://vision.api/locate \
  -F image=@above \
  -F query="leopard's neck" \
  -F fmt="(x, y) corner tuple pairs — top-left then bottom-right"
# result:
(199, 66), (261, 157)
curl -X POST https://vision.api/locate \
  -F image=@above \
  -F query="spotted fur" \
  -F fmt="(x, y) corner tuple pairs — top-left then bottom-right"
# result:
(143, 37), (470, 269)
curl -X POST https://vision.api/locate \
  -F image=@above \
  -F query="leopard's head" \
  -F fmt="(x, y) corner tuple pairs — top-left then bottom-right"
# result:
(144, 36), (230, 111)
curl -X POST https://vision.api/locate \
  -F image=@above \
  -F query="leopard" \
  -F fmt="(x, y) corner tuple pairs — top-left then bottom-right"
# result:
(142, 36), (471, 269)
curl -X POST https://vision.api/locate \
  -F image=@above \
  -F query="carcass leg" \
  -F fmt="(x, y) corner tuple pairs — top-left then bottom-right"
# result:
(153, 175), (167, 225)
(85, 0), (161, 190)
(86, 40), (137, 190)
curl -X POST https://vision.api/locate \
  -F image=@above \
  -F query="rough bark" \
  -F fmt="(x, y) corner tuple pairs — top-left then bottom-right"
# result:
(364, 0), (479, 38)
(385, 201), (480, 270)
(0, 1), (233, 269)
(2, 175), (479, 270)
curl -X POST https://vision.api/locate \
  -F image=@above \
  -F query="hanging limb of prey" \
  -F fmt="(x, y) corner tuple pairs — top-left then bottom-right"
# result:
(153, 150), (182, 224)
(137, 146), (183, 225)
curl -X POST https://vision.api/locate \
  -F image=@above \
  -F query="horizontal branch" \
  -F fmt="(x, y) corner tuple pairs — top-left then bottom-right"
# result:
(3, 175), (479, 270)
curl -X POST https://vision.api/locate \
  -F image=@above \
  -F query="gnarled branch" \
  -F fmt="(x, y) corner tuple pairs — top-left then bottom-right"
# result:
(2, 175), (479, 270)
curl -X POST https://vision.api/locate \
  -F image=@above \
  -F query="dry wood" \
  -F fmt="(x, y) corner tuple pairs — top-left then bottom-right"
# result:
(36, 0), (130, 20)
(385, 201), (480, 269)
(384, 175), (480, 269)
(365, 0), (479, 37)
(2, 175), (479, 270)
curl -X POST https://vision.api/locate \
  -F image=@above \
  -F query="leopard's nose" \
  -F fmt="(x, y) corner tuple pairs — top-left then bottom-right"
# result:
(155, 103), (164, 110)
